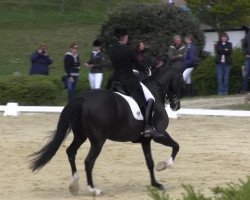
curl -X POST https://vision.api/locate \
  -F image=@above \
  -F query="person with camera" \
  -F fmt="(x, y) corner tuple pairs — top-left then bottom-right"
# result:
(29, 45), (53, 75)
(64, 43), (81, 101)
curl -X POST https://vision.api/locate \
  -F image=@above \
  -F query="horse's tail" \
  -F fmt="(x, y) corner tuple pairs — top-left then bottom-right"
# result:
(29, 97), (83, 172)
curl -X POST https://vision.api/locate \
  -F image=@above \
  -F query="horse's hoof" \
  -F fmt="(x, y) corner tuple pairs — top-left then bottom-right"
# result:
(156, 161), (167, 171)
(152, 183), (165, 190)
(69, 172), (79, 196)
(87, 185), (103, 196)
(156, 158), (174, 171)
(69, 180), (79, 196)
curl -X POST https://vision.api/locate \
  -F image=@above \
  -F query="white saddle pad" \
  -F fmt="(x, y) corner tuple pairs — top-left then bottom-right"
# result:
(114, 92), (144, 120)
(113, 83), (155, 121)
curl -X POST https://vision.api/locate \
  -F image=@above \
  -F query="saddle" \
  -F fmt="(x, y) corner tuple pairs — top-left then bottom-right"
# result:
(109, 81), (144, 121)
(109, 81), (127, 95)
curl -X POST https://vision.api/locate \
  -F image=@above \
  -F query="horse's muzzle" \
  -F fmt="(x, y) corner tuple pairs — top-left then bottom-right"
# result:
(170, 96), (180, 111)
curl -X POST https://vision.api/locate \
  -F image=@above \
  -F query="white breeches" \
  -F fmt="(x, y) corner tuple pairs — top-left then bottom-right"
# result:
(140, 82), (155, 101)
(88, 73), (103, 89)
(183, 68), (194, 84)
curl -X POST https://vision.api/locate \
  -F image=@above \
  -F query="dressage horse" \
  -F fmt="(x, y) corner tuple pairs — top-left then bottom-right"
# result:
(29, 66), (185, 196)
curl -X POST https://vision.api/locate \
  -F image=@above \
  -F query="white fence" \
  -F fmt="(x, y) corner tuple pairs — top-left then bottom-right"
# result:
(1, 102), (250, 118)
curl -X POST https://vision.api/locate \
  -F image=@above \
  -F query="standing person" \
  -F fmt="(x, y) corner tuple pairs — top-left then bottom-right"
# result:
(107, 27), (163, 138)
(168, 35), (186, 71)
(29, 45), (52, 75)
(182, 35), (197, 97)
(64, 43), (81, 101)
(242, 28), (250, 93)
(84, 40), (109, 89)
(215, 32), (232, 95)
(134, 41), (152, 81)
(167, 0), (175, 6)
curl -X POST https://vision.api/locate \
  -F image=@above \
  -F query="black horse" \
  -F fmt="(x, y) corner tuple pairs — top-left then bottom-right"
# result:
(29, 66), (185, 196)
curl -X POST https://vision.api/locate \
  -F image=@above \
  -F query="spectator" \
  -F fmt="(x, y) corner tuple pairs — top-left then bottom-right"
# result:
(242, 27), (250, 93)
(64, 43), (81, 101)
(84, 40), (109, 89)
(167, 0), (175, 6)
(168, 35), (186, 71)
(134, 41), (152, 80)
(215, 32), (232, 95)
(29, 45), (52, 75)
(182, 35), (197, 97)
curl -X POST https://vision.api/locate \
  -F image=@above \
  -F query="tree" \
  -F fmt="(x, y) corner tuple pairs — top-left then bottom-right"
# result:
(98, 2), (205, 61)
(186, 0), (250, 32)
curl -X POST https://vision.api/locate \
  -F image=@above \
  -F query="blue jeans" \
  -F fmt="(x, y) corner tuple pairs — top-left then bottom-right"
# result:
(242, 58), (250, 92)
(216, 63), (231, 95)
(67, 76), (78, 101)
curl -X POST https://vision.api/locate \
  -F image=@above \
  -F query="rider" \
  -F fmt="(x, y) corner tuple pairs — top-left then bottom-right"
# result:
(107, 27), (163, 138)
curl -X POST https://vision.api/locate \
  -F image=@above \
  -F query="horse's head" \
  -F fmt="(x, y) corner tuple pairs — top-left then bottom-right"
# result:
(167, 72), (186, 111)
(147, 66), (185, 111)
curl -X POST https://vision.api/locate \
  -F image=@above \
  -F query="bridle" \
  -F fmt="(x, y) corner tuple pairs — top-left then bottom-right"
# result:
(164, 74), (183, 111)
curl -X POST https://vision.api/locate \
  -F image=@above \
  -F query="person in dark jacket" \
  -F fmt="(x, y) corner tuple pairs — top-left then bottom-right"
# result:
(134, 41), (152, 81)
(168, 35), (186, 71)
(29, 45), (52, 75)
(242, 27), (250, 93)
(84, 40), (109, 89)
(215, 32), (232, 95)
(107, 27), (163, 138)
(64, 43), (81, 101)
(182, 35), (197, 97)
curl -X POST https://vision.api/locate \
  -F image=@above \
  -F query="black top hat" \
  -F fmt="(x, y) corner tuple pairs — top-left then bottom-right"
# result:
(114, 27), (128, 38)
(93, 40), (102, 47)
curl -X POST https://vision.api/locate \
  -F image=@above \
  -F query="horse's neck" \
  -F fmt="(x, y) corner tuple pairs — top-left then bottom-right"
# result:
(144, 67), (174, 104)
(143, 78), (166, 104)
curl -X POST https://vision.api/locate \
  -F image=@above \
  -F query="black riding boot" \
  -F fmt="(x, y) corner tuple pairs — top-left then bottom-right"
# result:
(185, 84), (193, 97)
(142, 99), (163, 137)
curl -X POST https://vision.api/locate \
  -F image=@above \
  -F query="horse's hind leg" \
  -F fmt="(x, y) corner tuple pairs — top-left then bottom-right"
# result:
(153, 131), (179, 171)
(85, 140), (105, 196)
(66, 135), (87, 195)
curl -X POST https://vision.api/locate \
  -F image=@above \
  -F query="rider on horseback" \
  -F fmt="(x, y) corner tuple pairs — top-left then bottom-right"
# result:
(107, 27), (163, 138)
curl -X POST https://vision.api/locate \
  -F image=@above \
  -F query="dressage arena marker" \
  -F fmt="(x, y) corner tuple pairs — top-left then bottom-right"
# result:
(1, 102), (250, 117)
(3, 102), (20, 116)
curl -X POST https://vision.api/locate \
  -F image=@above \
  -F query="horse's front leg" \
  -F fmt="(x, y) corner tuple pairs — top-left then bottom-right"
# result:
(141, 139), (164, 190)
(153, 132), (179, 171)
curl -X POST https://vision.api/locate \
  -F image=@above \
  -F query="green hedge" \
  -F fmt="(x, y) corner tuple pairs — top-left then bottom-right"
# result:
(193, 48), (244, 95)
(0, 75), (64, 105)
(0, 71), (112, 106)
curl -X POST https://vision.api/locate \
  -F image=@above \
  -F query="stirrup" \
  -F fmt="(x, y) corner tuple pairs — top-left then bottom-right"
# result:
(142, 127), (164, 138)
